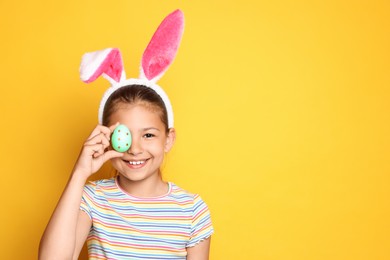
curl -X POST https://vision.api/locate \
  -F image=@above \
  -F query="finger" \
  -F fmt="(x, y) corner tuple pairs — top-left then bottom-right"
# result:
(86, 125), (112, 141)
(93, 146), (105, 158)
(108, 122), (120, 132)
(97, 150), (124, 164)
(83, 143), (105, 158)
(85, 132), (110, 147)
(88, 128), (111, 142)
(90, 122), (120, 141)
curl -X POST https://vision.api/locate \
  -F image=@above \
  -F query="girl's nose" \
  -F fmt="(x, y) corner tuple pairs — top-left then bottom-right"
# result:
(127, 138), (142, 155)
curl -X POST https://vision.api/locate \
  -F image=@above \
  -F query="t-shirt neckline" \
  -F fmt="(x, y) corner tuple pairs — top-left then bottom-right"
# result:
(115, 176), (172, 200)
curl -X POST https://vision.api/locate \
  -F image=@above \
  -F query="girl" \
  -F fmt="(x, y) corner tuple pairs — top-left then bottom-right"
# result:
(39, 10), (213, 260)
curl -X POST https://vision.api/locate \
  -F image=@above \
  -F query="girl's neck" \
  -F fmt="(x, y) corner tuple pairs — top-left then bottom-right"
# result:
(116, 174), (169, 198)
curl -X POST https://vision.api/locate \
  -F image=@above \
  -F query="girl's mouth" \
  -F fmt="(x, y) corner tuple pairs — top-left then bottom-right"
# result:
(123, 159), (149, 168)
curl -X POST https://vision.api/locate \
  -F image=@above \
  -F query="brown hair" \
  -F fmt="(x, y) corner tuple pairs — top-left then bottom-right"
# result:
(102, 85), (169, 133)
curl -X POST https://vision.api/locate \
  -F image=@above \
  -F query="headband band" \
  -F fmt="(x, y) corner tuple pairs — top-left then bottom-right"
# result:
(79, 9), (184, 128)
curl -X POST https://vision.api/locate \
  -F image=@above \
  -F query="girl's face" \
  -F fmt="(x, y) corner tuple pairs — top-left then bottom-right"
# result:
(108, 103), (175, 184)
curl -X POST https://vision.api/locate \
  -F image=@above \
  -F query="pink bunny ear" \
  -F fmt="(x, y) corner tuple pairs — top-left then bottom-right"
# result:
(80, 48), (125, 84)
(141, 9), (184, 82)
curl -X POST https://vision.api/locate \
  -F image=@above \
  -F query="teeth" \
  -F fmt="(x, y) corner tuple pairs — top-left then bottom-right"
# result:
(128, 160), (145, 165)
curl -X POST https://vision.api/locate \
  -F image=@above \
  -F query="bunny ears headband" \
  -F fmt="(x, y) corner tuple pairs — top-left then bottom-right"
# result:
(79, 9), (185, 128)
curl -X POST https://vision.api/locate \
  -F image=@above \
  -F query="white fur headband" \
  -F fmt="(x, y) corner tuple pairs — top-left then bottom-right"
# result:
(79, 9), (184, 128)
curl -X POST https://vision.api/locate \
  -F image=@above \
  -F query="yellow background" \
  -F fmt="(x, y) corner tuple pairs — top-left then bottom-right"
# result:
(0, 0), (389, 259)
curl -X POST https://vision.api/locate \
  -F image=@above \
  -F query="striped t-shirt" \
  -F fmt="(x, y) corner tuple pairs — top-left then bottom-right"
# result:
(80, 177), (214, 259)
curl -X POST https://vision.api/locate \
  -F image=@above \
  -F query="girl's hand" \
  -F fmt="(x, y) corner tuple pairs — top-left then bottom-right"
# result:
(72, 123), (124, 179)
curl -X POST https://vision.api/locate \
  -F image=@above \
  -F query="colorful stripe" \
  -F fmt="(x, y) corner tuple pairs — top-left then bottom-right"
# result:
(80, 178), (213, 259)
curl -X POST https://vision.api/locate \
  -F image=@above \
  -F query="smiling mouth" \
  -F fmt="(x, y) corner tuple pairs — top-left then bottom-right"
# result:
(123, 159), (149, 166)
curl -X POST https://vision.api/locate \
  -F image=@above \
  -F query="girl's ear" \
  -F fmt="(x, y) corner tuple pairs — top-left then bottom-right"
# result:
(164, 128), (176, 152)
(80, 48), (126, 85)
(140, 9), (184, 83)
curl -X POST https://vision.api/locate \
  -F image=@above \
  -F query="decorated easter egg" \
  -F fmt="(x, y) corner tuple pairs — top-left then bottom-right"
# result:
(111, 124), (132, 152)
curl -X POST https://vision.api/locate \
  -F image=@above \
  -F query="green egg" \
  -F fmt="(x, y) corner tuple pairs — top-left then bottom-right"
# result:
(111, 124), (132, 152)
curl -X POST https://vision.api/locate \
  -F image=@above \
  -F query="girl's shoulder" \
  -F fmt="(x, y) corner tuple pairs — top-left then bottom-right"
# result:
(87, 177), (116, 186)
(82, 177), (118, 197)
(168, 183), (206, 205)
(169, 182), (195, 197)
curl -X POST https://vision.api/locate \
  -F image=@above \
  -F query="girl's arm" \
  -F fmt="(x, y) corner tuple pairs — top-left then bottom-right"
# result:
(72, 210), (93, 259)
(39, 172), (90, 260)
(186, 238), (211, 260)
(39, 124), (123, 260)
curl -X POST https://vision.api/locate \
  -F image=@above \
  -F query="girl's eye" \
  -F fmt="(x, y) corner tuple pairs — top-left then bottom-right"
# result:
(144, 133), (155, 138)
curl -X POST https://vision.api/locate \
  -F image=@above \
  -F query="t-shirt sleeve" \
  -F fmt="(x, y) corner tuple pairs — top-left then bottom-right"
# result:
(186, 194), (214, 247)
(79, 181), (97, 219)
